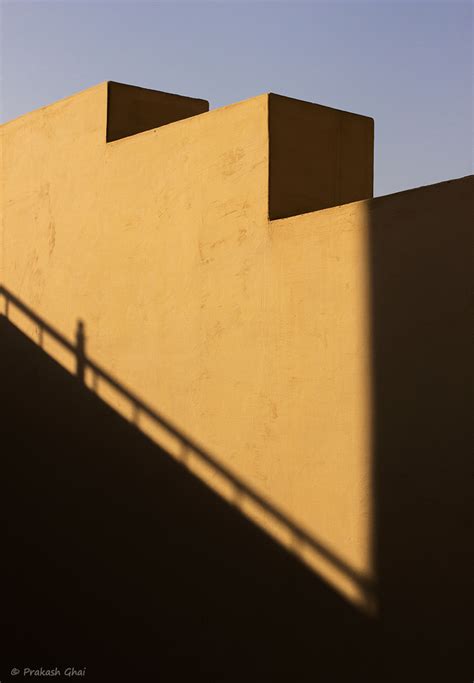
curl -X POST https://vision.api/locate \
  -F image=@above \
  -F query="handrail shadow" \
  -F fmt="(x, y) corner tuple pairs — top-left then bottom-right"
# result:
(0, 283), (374, 604)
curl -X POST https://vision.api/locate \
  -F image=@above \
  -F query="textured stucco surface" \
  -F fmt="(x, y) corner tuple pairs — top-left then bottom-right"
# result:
(268, 93), (374, 219)
(106, 81), (209, 142)
(1, 83), (471, 610)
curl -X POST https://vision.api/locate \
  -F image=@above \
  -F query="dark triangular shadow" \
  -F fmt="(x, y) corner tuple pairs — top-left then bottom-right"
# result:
(0, 315), (380, 683)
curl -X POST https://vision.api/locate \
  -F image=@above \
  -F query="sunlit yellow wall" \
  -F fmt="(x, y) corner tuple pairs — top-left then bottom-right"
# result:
(264, 203), (373, 605)
(3, 82), (449, 611)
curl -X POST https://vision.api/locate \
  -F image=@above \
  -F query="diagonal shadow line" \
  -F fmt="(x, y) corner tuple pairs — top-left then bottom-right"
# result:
(0, 283), (375, 601)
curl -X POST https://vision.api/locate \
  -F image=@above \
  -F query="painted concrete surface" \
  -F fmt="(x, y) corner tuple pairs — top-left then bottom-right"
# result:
(269, 93), (374, 218)
(1, 83), (471, 620)
(106, 81), (209, 142)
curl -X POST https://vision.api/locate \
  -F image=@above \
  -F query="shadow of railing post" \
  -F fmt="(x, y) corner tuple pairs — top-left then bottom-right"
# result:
(0, 283), (375, 607)
(76, 320), (86, 383)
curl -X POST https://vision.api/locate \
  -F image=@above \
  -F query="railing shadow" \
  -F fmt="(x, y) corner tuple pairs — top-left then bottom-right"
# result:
(0, 283), (373, 605)
(0, 286), (380, 682)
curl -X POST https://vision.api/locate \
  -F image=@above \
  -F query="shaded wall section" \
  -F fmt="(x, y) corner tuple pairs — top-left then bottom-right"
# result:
(268, 93), (373, 219)
(369, 175), (473, 680)
(0, 314), (380, 683)
(106, 81), (209, 142)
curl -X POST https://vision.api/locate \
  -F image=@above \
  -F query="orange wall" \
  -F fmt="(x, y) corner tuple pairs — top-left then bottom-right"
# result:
(1, 82), (471, 614)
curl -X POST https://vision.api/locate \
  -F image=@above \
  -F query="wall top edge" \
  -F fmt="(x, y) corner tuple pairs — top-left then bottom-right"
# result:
(1, 81), (374, 130)
(267, 92), (374, 123)
(107, 81), (209, 107)
(269, 174), (474, 225)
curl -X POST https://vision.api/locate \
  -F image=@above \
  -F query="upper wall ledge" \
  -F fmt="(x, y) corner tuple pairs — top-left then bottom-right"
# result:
(2, 81), (376, 219)
(105, 82), (375, 219)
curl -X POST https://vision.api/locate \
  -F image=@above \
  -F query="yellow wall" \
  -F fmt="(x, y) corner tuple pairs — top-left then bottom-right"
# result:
(1, 82), (471, 612)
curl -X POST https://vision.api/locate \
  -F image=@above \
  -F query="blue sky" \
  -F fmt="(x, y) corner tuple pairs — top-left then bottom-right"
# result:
(1, 0), (472, 196)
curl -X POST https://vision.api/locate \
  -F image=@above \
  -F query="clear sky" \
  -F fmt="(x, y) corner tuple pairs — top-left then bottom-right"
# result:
(0, 0), (472, 197)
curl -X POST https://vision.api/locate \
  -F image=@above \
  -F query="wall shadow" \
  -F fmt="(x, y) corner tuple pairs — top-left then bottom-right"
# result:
(0, 314), (380, 682)
(369, 176), (473, 682)
(0, 284), (373, 603)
